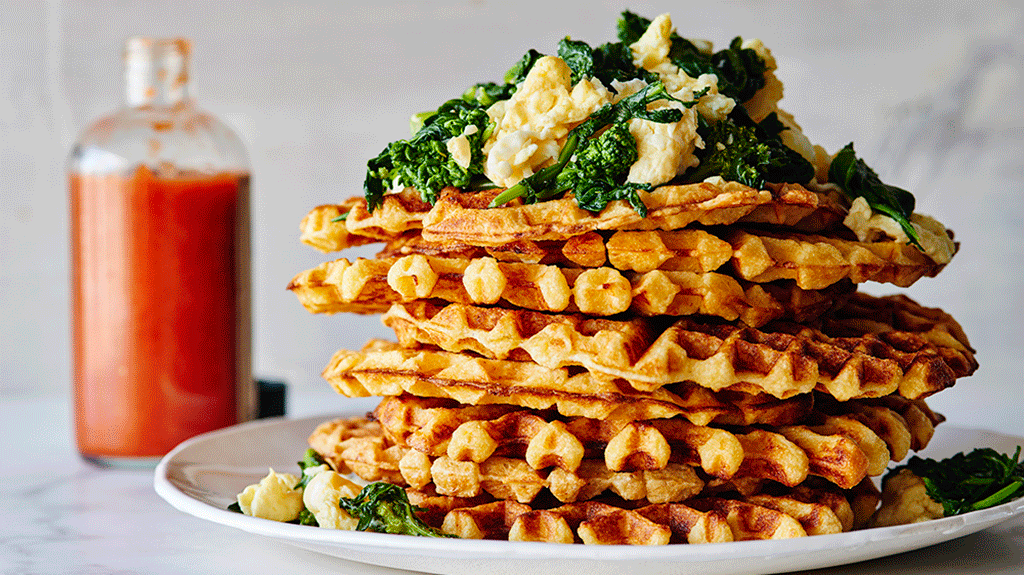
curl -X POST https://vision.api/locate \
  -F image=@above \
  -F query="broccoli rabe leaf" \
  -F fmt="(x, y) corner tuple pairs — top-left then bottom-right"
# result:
(684, 107), (815, 188)
(617, 11), (767, 102)
(338, 482), (453, 537)
(293, 448), (328, 490)
(489, 81), (699, 215)
(898, 447), (1024, 517)
(364, 98), (493, 211)
(828, 142), (921, 249)
(505, 49), (544, 85)
(557, 37), (656, 88)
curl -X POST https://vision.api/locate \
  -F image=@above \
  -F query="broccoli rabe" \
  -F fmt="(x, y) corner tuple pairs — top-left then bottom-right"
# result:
(828, 142), (922, 248)
(683, 108), (815, 189)
(557, 37), (657, 88)
(489, 81), (701, 215)
(364, 98), (493, 211)
(294, 448), (328, 490)
(616, 11), (768, 102)
(898, 447), (1024, 516)
(339, 482), (453, 537)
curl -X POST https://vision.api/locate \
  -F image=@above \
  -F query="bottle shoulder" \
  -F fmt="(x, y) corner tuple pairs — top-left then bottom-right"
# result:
(70, 103), (249, 175)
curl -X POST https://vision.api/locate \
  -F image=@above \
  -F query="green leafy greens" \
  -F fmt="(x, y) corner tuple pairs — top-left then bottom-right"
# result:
(338, 481), (453, 537)
(364, 98), (494, 211)
(294, 448), (328, 490)
(360, 10), (795, 216)
(828, 142), (921, 248)
(616, 11), (768, 102)
(899, 447), (1024, 516)
(683, 108), (815, 188)
(227, 449), (449, 536)
(488, 81), (701, 215)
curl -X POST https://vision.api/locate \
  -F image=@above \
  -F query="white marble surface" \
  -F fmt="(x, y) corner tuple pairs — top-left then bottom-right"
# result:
(2, 392), (1024, 575)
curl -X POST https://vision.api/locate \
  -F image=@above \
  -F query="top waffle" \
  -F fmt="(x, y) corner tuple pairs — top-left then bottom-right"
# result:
(301, 182), (848, 251)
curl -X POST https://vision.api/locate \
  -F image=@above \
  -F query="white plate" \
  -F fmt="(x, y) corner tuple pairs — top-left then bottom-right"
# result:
(154, 415), (1024, 575)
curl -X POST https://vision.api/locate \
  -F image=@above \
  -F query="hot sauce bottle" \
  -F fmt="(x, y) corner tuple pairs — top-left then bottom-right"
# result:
(69, 38), (253, 466)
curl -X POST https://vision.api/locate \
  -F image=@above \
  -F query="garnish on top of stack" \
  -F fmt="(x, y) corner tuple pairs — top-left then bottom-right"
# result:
(239, 11), (991, 543)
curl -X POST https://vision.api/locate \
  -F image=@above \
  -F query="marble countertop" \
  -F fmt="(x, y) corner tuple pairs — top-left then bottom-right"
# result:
(3, 391), (1023, 575)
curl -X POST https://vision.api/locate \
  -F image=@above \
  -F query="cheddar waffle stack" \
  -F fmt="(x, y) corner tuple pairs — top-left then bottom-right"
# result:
(286, 13), (976, 545)
(290, 182), (973, 544)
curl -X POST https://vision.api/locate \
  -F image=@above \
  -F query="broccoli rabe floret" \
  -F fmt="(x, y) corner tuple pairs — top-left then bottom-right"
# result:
(556, 123), (650, 214)
(683, 108), (814, 189)
(364, 98), (493, 210)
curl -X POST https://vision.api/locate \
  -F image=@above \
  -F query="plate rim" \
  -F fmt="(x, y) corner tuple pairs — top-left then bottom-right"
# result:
(154, 413), (1024, 566)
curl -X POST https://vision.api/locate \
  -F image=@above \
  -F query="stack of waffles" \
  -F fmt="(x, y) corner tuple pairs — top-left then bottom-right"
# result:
(288, 180), (977, 544)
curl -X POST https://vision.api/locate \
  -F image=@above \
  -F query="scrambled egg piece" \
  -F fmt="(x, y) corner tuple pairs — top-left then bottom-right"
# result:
(446, 124), (478, 170)
(610, 79), (702, 185)
(629, 13), (736, 123)
(844, 196), (956, 264)
(870, 468), (945, 527)
(237, 469), (304, 522)
(484, 56), (612, 188)
(739, 38), (784, 121)
(302, 467), (362, 530)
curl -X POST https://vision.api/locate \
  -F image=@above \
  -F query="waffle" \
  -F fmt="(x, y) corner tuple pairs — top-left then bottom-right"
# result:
(379, 226), (950, 290)
(434, 481), (870, 543)
(321, 340), (819, 424)
(378, 229), (735, 274)
(301, 187), (433, 252)
(726, 229), (953, 289)
(373, 395), (941, 479)
(309, 404), (935, 500)
(420, 473), (883, 541)
(381, 294), (976, 400)
(301, 181), (847, 252)
(288, 254), (851, 325)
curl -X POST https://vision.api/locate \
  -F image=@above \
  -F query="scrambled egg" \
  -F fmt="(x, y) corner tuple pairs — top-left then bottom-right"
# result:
(843, 196), (956, 264)
(629, 13), (736, 123)
(446, 124), (478, 170)
(236, 469), (304, 522)
(301, 466), (362, 530)
(481, 13), (817, 192)
(869, 468), (945, 527)
(484, 56), (612, 188)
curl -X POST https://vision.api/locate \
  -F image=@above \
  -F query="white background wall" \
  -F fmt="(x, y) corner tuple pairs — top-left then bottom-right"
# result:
(1, 0), (1021, 433)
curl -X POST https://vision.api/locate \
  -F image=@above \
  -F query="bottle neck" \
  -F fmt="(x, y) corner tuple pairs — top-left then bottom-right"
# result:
(124, 37), (192, 108)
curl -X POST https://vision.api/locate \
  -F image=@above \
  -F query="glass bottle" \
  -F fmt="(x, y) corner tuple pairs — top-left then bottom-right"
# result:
(69, 38), (253, 467)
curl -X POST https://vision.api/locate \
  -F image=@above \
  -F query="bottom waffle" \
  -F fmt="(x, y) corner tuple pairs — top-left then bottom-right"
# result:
(409, 478), (881, 544)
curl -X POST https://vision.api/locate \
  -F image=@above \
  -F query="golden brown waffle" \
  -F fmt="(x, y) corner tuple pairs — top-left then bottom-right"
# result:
(382, 294), (976, 400)
(726, 229), (953, 289)
(301, 188), (433, 252)
(421, 182), (846, 245)
(378, 229), (734, 273)
(379, 227), (951, 290)
(411, 475), (882, 540)
(287, 254), (851, 325)
(298, 198), (379, 253)
(301, 181), (847, 251)
(308, 405), (933, 500)
(321, 341), (811, 424)
(372, 395), (940, 481)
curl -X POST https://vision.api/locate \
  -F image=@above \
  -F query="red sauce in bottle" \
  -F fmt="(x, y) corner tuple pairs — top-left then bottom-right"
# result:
(71, 165), (251, 461)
